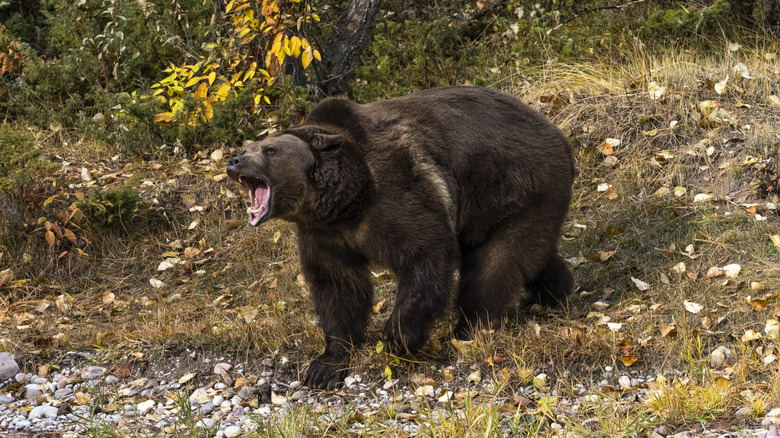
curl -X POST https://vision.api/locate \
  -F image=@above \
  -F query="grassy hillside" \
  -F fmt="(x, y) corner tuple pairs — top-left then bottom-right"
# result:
(1, 0), (780, 436)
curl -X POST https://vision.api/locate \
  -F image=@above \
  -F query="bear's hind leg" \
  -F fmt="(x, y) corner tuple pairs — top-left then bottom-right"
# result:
(524, 252), (574, 307)
(454, 215), (573, 339)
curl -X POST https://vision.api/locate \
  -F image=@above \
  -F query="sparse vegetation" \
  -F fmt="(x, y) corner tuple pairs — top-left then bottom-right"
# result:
(1, 0), (780, 436)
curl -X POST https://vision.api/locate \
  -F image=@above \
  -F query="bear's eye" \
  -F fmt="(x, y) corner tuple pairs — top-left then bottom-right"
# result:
(265, 148), (276, 155)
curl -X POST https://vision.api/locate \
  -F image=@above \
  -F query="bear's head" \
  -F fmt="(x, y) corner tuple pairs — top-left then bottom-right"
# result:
(227, 129), (371, 228)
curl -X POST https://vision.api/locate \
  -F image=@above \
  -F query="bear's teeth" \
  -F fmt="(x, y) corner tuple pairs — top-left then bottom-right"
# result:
(238, 174), (244, 183)
(247, 205), (265, 214)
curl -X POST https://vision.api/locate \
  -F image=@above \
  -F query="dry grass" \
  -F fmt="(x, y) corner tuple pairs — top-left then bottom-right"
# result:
(1, 38), (780, 436)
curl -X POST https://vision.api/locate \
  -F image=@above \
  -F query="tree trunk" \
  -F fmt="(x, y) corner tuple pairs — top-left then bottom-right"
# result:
(317, 0), (383, 97)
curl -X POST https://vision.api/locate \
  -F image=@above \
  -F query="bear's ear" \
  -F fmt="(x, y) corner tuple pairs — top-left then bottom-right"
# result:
(310, 133), (344, 155)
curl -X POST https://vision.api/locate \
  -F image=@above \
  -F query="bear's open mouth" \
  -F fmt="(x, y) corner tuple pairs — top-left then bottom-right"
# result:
(238, 174), (271, 226)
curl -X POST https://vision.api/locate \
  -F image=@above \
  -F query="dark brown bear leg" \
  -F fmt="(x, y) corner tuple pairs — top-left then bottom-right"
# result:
(524, 252), (574, 307)
(454, 217), (570, 340)
(383, 251), (456, 355)
(299, 237), (373, 390)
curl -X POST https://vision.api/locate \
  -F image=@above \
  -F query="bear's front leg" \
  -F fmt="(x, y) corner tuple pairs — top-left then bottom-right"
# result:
(299, 238), (373, 390)
(383, 254), (455, 355)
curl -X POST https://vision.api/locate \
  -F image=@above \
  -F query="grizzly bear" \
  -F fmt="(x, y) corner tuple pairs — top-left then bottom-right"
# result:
(227, 87), (575, 389)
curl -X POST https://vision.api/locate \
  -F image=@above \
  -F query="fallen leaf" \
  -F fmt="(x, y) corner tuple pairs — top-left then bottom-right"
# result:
(597, 138), (620, 155)
(694, 193), (714, 203)
(373, 299), (385, 313)
(178, 372), (196, 384)
(149, 278), (163, 289)
(770, 234), (780, 250)
(769, 95), (780, 108)
(765, 319), (779, 337)
(467, 369), (481, 383)
(706, 266), (723, 278)
(741, 330), (761, 342)
(674, 186), (687, 197)
(532, 373), (547, 392)
(672, 262), (686, 273)
(451, 338), (474, 355)
(714, 76), (728, 94)
(733, 63), (752, 79)
(722, 264), (741, 278)
(684, 300), (704, 314)
(648, 81), (665, 100)
(607, 322), (623, 331)
(621, 354), (637, 366)
(661, 324), (678, 337)
(631, 277), (650, 291)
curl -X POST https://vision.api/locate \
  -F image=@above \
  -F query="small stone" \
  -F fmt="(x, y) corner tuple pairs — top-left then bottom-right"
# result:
(81, 366), (107, 380)
(54, 388), (72, 400)
(0, 353), (20, 381)
(104, 375), (120, 385)
(24, 384), (42, 400)
(196, 418), (216, 430)
(15, 419), (32, 429)
(214, 363), (232, 373)
(224, 425), (242, 438)
(231, 395), (243, 406)
(0, 395), (15, 403)
(29, 405), (59, 420)
(199, 402), (215, 415)
(383, 379), (398, 390)
(618, 375), (631, 388)
(215, 382), (227, 390)
(290, 390), (307, 401)
(212, 395), (225, 406)
(289, 380), (301, 389)
(344, 376), (356, 387)
(92, 112), (105, 122)
(257, 382), (272, 404)
(237, 386), (258, 400)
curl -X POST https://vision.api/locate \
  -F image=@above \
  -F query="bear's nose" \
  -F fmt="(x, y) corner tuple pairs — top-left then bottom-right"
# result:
(228, 155), (245, 167)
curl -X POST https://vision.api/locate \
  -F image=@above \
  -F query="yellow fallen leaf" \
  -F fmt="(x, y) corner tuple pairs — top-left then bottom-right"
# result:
(621, 354), (637, 366)
(741, 330), (761, 342)
(770, 234), (780, 251)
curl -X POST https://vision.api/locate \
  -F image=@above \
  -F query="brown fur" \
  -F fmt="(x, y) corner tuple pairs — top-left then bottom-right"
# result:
(227, 87), (575, 389)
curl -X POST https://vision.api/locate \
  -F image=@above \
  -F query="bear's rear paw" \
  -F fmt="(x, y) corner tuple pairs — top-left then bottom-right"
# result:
(383, 318), (428, 355)
(304, 354), (347, 390)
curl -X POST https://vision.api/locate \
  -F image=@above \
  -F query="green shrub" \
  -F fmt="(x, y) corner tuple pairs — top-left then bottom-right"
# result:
(0, 124), (55, 195)
(77, 183), (141, 231)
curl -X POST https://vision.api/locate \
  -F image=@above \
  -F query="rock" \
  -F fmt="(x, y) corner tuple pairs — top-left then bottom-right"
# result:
(104, 375), (120, 385)
(81, 366), (107, 380)
(214, 363), (232, 373)
(24, 384), (42, 400)
(29, 405), (59, 420)
(231, 395), (242, 406)
(224, 425), (242, 438)
(54, 388), (72, 400)
(15, 419), (32, 429)
(92, 112), (105, 122)
(344, 376), (356, 386)
(0, 395), (15, 404)
(290, 390), (307, 401)
(0, 353), (20, 381)
(196, 418), (216, 430)
(212, 395), (224, 407)
(237, 386), (258, 400)
(257, 382), (272, 404)
(415, 385), (434, 397)
(199, 402), (215, 415)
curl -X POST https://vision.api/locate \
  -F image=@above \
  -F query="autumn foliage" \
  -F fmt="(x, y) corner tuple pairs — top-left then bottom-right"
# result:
(150, 0), (321, 126)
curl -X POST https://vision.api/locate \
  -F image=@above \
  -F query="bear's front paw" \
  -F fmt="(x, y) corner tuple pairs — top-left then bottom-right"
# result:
(383, 318), (428, 355)
(304, 354), (347, 390)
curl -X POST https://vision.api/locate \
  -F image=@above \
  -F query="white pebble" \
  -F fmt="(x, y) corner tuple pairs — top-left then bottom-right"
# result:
(224, 425), (242, 438)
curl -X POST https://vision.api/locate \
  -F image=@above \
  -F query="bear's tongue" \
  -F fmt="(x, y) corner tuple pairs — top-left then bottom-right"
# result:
(243, 177), (269, 226)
